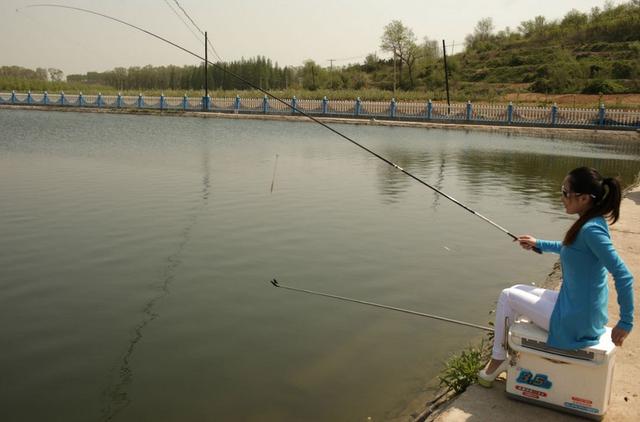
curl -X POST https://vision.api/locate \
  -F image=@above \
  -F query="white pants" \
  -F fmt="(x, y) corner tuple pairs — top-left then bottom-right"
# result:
(492, 284), (559, 360)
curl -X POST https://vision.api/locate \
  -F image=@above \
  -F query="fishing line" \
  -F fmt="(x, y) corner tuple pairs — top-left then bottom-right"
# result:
(270, 279), (493, 332)
(19, 4), (540, 253)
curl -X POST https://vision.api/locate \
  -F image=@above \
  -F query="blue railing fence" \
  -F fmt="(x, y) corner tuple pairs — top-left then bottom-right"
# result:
(1, 90), (639, 130)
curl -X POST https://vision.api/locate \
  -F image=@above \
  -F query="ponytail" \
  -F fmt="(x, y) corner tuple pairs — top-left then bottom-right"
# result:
(563, 168), (622, 245)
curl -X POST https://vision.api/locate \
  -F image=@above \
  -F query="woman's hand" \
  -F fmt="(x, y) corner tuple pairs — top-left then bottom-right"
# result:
(516, 235), (537, 251)
(612, 326), (629, 347)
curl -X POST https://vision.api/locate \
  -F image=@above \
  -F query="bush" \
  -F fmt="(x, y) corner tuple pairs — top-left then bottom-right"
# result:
(529, 78), (552, 93)
(470, 68), (489, 82)
(438, 340), (489, 394)
(509, 55), (525, 66)
(612, 62), (633, 79)
(581, 79), (626, 94)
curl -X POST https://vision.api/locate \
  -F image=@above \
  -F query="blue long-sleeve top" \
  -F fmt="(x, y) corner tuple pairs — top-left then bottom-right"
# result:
(536, 216), (634, 350)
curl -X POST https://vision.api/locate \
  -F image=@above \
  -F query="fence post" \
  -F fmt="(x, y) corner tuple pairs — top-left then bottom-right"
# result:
(427, 99), (432, 120)
(598, 103), (606, 126)
(43, 91), (49, 105)
(551, 103), (558, 126)
(322, 96), (328, 114)
(507, 102), (513, 125)
(11, 90), (16, 104)
(390, 98), (397, 118)
(355, 97), (361, 116)
(234, 95), (241, 113)
(27, 90), (32, 105)
(262, 95), (269, 114)
(466, 100), (472, 121)
(291, 96), (297, 114)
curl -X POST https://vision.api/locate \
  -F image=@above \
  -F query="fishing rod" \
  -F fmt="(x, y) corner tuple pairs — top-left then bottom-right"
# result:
(20, 4), (540, 253)
(270, 279), (493, 332)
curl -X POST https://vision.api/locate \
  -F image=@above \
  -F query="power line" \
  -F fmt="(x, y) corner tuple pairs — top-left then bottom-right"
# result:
(171, 0), (223, 62)
(162, 0), (203, 45)
(172, 0), (202, 32)
(327, 55), (367, 63)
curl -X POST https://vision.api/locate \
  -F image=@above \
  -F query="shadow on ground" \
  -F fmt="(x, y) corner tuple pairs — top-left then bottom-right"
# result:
(626, 190), (640, 205)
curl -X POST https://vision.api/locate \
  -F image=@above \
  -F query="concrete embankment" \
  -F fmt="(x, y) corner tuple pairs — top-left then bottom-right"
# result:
(426, 185), (640, 422)
(1, 104), (639, 143)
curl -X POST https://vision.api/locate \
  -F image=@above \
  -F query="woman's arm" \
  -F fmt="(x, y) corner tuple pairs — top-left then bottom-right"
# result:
(517, 235), (562, 254)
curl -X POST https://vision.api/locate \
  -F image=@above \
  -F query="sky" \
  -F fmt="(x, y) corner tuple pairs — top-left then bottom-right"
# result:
(0, 0), (627, 75)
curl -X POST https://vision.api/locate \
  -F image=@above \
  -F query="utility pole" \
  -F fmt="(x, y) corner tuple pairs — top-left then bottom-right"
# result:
(393, 50), (397, 97)
(442, 39), (451, 114)
(449, 41), (458, 55)
(203, 31), (209, 110)
(328, 59), (335, 90)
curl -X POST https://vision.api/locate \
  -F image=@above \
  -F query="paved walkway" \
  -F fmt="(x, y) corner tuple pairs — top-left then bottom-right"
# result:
(432, 186), (640, 421)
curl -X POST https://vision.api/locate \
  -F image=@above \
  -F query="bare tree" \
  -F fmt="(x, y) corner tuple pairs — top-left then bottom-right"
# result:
(47, 68), (64, 82)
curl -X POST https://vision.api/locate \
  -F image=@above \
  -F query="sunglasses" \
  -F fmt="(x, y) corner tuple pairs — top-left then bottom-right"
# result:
(561, 185), (596, 199)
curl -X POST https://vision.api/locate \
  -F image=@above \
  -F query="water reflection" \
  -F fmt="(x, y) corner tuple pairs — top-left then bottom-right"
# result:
(454, 151), (640, 205)
(374, 151), (434, 203)
(373, 141), (640, 211)
(431, 151), (447, 211)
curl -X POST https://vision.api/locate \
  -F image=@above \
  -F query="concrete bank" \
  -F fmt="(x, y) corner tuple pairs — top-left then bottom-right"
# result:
(1, 104), (639, 143)
(427, 185), (640, 422)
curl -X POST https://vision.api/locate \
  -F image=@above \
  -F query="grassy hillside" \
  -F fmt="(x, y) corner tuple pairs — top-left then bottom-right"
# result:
(456, 2), (640, 95)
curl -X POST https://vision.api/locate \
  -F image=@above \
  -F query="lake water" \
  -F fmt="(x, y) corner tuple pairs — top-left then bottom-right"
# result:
(1, 109), (639, 422)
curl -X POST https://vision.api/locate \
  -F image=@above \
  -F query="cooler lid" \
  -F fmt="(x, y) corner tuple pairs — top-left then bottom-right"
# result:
(509, 321), (614, 361)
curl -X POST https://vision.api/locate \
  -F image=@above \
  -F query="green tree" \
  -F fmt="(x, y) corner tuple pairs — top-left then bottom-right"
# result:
(465, 17), (496, 51)
(380, 20), (417, 90)
(518, 16), (548, 37)
(301, 60), (323, 90)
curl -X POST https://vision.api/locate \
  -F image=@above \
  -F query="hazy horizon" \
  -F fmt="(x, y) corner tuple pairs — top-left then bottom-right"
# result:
(0, 0), (628, 76)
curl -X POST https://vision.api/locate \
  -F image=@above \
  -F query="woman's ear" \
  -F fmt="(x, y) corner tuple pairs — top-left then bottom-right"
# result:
(579, 194), (593, 207)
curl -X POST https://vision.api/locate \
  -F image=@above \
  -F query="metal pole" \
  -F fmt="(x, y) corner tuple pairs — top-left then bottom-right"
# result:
(204, 31), (208, 100)
(442, 40), (451, 114)
(393, 50), (397, 97)
(329, 59), (335, 90)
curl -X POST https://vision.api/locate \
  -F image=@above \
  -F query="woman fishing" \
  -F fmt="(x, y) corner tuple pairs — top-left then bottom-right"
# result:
(478, 167), (634, 387)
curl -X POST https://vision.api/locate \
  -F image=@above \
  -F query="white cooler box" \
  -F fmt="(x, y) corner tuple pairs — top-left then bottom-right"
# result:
(506, 321), (616, 420)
